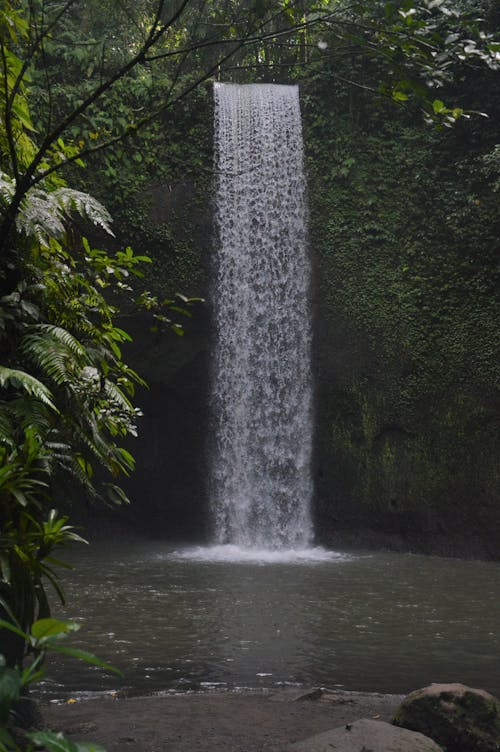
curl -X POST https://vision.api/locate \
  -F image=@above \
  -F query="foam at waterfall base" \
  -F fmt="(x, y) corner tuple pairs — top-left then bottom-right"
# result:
(168, 544), (350, 564)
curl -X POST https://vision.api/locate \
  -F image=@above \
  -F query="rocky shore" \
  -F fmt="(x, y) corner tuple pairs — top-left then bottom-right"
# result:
(41, 683), (500, 751)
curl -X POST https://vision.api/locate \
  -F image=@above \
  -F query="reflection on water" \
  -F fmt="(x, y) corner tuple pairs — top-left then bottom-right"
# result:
(41, 542), (500, 699)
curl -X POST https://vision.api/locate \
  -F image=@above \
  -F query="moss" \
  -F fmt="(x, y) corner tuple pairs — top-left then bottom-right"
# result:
(393, 690), (500, 752)
(307, 76), (500, 541)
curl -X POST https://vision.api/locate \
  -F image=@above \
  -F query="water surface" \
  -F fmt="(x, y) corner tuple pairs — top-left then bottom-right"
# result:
(42, 542), (500, 699)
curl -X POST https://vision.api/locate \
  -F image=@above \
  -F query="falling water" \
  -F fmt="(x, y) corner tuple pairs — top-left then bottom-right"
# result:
(211, 83), (313, 551)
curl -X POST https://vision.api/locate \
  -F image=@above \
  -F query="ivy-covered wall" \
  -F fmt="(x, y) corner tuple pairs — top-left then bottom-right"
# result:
(304, 79), (499, 557)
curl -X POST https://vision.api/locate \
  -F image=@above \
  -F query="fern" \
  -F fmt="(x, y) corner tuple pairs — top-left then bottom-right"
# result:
(0, 367), (57, 411)
(36, 325), (87, 358)
(9, 395), (53, 437)
(15, 186), (114, 245)
(21, 334), (73, 387)
(0, 403), (15, 448)
(16, 189), (66, 243)
(21, 325), (89, 387)
(56, 452), (99, 501)
(67, 413), (108, 461)
(53, 188), (114, 237)
(0, 171), (15, 203)
(45, 440), (73, 462)
(104, 379), (133, 412)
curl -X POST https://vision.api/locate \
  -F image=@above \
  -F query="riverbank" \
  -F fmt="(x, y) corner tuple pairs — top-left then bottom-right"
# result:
(42, 688), (404, 752)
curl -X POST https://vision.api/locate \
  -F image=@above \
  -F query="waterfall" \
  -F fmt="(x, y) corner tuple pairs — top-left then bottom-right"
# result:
(210, 82), (314, 551)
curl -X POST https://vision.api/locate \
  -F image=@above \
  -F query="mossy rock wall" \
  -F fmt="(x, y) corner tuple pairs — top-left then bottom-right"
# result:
(304, 81), (499, 557)
(73, 84), (500, 557)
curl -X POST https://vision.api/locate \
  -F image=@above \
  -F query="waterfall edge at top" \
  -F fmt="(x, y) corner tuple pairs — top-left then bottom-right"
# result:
(214, 81), (299, 92)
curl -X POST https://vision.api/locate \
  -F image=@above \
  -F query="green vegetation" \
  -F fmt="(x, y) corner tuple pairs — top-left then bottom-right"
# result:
(68, 0), (496, 548)
(0, 617), (118, 751)
(0, 0), (208, 673)
(0, 0), (498, 742)
(303, 2), (499, 544)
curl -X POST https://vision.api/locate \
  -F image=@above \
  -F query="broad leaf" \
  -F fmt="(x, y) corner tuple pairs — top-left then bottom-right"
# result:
(28, 731), (78, 752)
(0, 664), (21, 724)
(31, 618), (80, 642)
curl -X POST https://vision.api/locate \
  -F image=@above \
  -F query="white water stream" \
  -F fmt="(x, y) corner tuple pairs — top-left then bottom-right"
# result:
(210, 83), (314, 553)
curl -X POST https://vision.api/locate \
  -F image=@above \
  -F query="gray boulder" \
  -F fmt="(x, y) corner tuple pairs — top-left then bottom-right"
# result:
(393, 683), (500, 752)
(290, 718), (443, 751)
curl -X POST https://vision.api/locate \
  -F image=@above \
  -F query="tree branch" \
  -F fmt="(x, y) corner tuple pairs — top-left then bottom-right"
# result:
(0, 42), (20, 184)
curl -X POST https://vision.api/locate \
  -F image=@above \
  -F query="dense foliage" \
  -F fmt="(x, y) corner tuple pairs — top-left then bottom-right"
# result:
(303, 2), (499, 549)
(0, 7), (156, 672)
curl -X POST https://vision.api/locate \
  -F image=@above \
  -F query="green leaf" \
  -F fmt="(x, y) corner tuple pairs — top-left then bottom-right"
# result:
(0, 619), (28, 641)
(432, 99), (446, 114)
(28, 731), (79, 752)
(31, 618), (80, 642)
(0, 367), (57, 411)
(21, 652), (45, 686)
(168, 306), (192, 318)
(104, 483), (130, 506)
(0, 727), (19, 751)
(0, 664), (21, 724)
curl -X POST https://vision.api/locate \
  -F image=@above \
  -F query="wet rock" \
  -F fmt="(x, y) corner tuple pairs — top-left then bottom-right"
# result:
(290, 717), (442, 751)
(392, 683), (500, 752)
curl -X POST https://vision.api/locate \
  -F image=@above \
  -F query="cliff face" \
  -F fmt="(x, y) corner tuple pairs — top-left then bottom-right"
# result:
(78, 91), (500, 559)
(304, 89), (499, 560)
(311, 299), (500, 560)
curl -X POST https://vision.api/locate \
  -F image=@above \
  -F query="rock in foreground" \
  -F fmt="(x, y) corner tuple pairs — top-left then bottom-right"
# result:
(290, 718), (442, 751)
(393, 683), (500, 752)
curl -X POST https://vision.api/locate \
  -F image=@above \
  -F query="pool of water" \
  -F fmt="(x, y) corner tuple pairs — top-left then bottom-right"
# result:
(40, 541), (500, 699)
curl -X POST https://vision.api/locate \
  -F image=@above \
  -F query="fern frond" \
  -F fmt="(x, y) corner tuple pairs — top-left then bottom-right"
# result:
(21, 334), (71, 387)
(45, 441), (72, 459)
(16, 189), (66, 243)
(9, 395), (53, 436)
(36, 325), (87, 358)
(0, 367), (57, 411)
(15, 186), (114, 245)
(0, 403), (15, 447)
(68, 414), (111, 464)
(57, 454), (99, 500)
(103, 380), (133, 412)
(52, 188), (115, 237)
(21, 326), (89, 388)
(0, 171), (15, 203)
